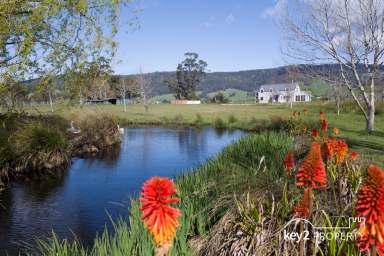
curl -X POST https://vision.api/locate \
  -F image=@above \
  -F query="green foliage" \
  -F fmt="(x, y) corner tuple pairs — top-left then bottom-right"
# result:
(173, 114), (185, 124)
(0, 113), (70, 186)
(0, 0), (132, 108)
(227, 114), (237, 124)
(207, 88), (252, 103)
(210, 91), (229, 103)
(0, 0), (127, 70)
(36, 232), (87, 256)
(194, 113), (204, 127)
(213, 117), (226, 129)
(0, 73), (28, 109)
(308, 79), (332, 98)
(165, 52), (207, 100)
(12, 123), (67, 154)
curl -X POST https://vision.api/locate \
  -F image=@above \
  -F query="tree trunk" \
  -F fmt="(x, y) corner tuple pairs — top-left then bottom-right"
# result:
(336, 96), (340, 117)
(366, 104), (375, 132)
(48, 90), (54, 113)
(123, 81), (127, 112)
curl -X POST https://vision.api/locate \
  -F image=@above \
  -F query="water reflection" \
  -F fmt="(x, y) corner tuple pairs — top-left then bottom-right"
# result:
(0, 127), (245, 255)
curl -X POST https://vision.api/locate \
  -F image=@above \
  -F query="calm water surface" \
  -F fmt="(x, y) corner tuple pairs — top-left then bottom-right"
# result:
(0, 127), (245, 255)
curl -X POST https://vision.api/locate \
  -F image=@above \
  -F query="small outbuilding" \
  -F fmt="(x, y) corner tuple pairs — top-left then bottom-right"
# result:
(86, 98), (117, 105)
(171, 100), (201, 105)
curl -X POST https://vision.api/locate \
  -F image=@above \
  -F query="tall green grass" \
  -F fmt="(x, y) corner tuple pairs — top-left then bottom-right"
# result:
(34, 132), (292, 255)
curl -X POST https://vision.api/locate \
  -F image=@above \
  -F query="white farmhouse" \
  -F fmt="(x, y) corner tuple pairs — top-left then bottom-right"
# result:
(256, 82), (311, 103)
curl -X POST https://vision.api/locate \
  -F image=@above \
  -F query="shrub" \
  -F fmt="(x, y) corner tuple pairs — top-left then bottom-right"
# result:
(173, 114), (185, 124)
(210, 92), (229, 103)
(227, 114), (237, 124)
(8, 122), (69, 172)
(72, 114), (121, 155)
(12, 123), (67, 153)
(194, 113), (204, 126)
(213, 117), (226, 129)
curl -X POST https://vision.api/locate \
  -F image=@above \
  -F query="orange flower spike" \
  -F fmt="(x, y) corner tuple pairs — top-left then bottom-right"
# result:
(296, 142), (327, 189)
(319, 111), (325, 121)
(332, 127), (340, 136)
(321, 119), (328, 133)
(284, 151), (295, 176)
(323, 138), (335, 161)
(349, 151), (358, 161)
(293, 188), (312, 218)
(333, 140), (348, 163)
(312, 128), (319, 138)
(356, 165), (384, 254)
(140, 177), (181, 246)
(303, 109), (308, 115)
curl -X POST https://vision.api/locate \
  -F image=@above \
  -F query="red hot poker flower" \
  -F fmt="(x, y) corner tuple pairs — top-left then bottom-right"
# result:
(293, 188), (311, 219)
(349, 151), (358, 161)
(284, 151), (295, 176)
(356, 165), (384, 254)
(323, 138), (348, 164)
(140, 177), (181, 246)
(333, 139), (348, 163)
(296, 142), (327, 189)
(319, 111), (325, 121)
(312, 128), (319, 138)
(321, 119), (328, 133)
(333, 127), (340, 136)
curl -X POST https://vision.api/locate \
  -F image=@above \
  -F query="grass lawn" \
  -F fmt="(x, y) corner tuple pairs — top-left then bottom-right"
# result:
(26, 102), (384, 164)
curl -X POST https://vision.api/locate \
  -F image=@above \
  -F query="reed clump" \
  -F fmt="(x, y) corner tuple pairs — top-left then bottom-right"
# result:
(0, 112), (70, 185)
(71, 113), (121, 156)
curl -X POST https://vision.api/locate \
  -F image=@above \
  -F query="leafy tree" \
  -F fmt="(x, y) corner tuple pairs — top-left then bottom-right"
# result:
(0, 72), (27, 110)
(35, 72), (57, 112)
(0, 0), (131, 108)
(210, 92), (229, 103)
(166, 52), (207, 100)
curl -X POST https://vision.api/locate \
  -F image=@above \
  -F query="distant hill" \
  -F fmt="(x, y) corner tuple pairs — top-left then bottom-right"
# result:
(24, 64), (384, 98)
(119, 64), (384, 97)
(119, 65), (301, 96)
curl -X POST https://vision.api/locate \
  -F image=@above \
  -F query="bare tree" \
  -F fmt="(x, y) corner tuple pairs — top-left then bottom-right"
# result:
(114, 77), (139, 112)
(137, 68), (151, 112)
(281, 0), (384, 131)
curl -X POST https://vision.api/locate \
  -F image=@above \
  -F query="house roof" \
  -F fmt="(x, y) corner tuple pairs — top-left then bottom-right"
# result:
(259, 82), (299, 92)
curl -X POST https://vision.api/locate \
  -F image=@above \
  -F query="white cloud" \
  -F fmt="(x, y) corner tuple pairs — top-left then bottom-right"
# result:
(203, 16), (216, 28)
(261, 0), (286, 18)
(203, 21), (213, 28)
(225, 13), (235, 24)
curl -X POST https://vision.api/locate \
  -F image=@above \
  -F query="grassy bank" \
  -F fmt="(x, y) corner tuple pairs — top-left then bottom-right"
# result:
(0, 112), (121, 187)
(34, 132), (293, 255)
(26, 102), (384, 163)
(33, 115), (382, 255)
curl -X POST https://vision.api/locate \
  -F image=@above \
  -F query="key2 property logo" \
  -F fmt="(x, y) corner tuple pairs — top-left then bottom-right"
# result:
(281, 217), (365, 243)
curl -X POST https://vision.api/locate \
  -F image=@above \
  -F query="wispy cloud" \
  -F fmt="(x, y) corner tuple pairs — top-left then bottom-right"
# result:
(225, 13), (235, 24)
(261, 0), (286, 18)
(203, 16), (216, 28)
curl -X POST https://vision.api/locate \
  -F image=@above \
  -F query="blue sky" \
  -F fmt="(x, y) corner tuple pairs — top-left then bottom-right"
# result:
(113, 0), (283, 74)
